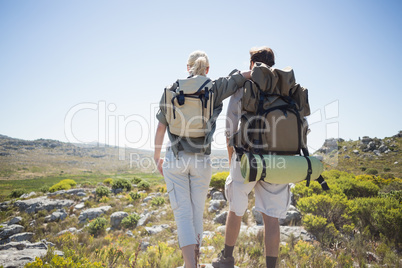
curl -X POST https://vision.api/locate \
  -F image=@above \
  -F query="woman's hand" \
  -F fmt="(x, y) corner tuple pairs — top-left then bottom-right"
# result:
(154, 122), (167, 176)
(155, 157), (164, 176)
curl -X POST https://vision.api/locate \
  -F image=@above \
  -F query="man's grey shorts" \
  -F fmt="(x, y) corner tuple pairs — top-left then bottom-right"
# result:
(225, 155), (290, 219)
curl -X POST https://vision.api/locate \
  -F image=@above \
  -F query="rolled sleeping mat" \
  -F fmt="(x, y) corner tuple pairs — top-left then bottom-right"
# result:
(240, 153), (324, 184)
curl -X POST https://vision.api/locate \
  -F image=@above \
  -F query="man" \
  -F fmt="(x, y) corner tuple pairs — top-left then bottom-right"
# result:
(212, 47), (291, 268)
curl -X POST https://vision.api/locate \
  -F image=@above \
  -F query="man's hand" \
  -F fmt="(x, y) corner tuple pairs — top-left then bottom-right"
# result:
(154, 157), (164, 176)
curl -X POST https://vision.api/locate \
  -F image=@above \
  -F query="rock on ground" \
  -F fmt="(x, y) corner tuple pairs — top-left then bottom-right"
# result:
(44, 209), (68, 222)
(0, 225), (24, 240)
(110, 211), (129, 228)
(78, 206), (112, 223)
(0, 241), (48, 268)
(14, 196), (74, 214)
(213, 211), (228, 225)
(145, 224), (169, 235)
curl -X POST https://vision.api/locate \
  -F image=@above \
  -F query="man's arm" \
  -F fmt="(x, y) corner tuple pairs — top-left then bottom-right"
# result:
(154, 122), (167, 176)
(225, 89), (243, 165)
(227, 137), (234, 165)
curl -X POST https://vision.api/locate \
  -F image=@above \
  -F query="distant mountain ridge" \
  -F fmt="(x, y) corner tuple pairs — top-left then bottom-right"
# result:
(0, 134), (229, 180)
(0, 132), (400, 180)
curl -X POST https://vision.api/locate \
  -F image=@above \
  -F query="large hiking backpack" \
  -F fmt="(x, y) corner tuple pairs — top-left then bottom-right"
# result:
(163, 75), (214, 138)
(231, 62), (329, 190)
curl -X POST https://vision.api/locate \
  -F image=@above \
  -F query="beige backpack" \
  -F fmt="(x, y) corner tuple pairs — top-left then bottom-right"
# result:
(163, 76), (214, 138)
(231, 62), (311, 155)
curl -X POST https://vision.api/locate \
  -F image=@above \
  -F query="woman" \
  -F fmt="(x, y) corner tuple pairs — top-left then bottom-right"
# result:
(154, 50), (250, 267)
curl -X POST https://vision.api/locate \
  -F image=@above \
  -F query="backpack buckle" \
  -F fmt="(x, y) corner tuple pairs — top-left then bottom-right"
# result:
(177, 91), (185, 105)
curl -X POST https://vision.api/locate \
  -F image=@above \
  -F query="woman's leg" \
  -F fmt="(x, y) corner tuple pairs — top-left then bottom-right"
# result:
(189, 153), (212, 250)
(163, 151), (198, 268)
(182, 244), (197, 268)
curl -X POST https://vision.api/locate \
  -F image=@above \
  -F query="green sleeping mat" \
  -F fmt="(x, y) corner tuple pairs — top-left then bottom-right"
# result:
(240, 153), (324, 184)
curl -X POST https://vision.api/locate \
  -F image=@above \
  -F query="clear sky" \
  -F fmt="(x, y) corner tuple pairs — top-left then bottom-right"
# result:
(1, 0), (401, 152)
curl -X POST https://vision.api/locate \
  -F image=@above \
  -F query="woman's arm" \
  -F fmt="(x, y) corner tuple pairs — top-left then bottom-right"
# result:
(154, 122), (167, 176)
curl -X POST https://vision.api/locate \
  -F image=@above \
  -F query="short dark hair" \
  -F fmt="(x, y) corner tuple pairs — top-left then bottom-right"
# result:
(250, 47), (275, 67)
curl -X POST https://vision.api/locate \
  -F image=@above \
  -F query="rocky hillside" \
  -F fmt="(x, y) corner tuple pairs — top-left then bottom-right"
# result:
(314, 131), (401, 178)
(0, 181), (310, 268)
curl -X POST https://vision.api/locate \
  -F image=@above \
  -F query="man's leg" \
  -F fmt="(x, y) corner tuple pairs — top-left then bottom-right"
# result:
(212, 158), (256, 267)
(254, 182), (290, 268)
(262, 213), (280, 268)
(223, 211), (242, 255)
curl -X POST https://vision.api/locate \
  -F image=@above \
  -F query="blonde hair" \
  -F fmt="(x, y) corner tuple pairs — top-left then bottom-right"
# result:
(187, 50), (209, 76)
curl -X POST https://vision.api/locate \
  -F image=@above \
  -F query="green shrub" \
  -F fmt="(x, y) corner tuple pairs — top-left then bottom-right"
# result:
(297, 194), (353, 230)
(378, 190), (402, 203)
(383, 167), (391, 172)
(380, 173), (395, 180)
(302, 214), (339, 246)
(131, 177), (142, 184)
(337, 178), (379, 198)
(88, 217), (107, 236)
(365, 168), (378, 175)
(95, 186), (110, 198)
(103, 178), (113, 186)
(137, 180), (150, 191)
(129, 191), (141, 201)
(121, 214), (141, 228)
(380, 181), (402, 193)
(9, 189), (26, 198)
(210, 172), (229, 190)
(49, 179), (77, 193)
(352, 197), (402, 246)
(39, 186), (49, 193)
(360, 167), (367, 171)
(80, 181), (94, 188)
(151, 196), (165, 207)
(111, 178), (132, 192)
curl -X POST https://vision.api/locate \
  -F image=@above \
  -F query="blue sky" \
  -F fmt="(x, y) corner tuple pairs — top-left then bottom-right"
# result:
(0, 0), (401, 152)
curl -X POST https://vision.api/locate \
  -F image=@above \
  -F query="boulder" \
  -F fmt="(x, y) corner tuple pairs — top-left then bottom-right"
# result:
(56, 227), (80, 237)
(252, 207), (263, 225)
(143, 196), (153, 203)
(7, 232), (34, 243)
(378, 145), (388, 153)
(0, 201), (11, 211)
(75, 203), (85, 210)
(138, 212), (151, 226)
(361, 136), (372, 145)
(14, 196), (74, 214)
(8, 217), (22, 225)
(110, 211), (129, 228)
(208, 200), (226, 213)
(78, 206), (112, 223)
(279, 205), (301, 226)
(0, 241), (48, 268)
(280, 226), (315, 243)
(20, 192), (36, 199)
(145, 224), (169, 235)
(213, 211), (228, 225)
(0, 225), (24, 240)
(44, 209), (68, 222)
(140, 241), (150, 251)
(212, 191), (225, 200)
(47, 188), (87, 197)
